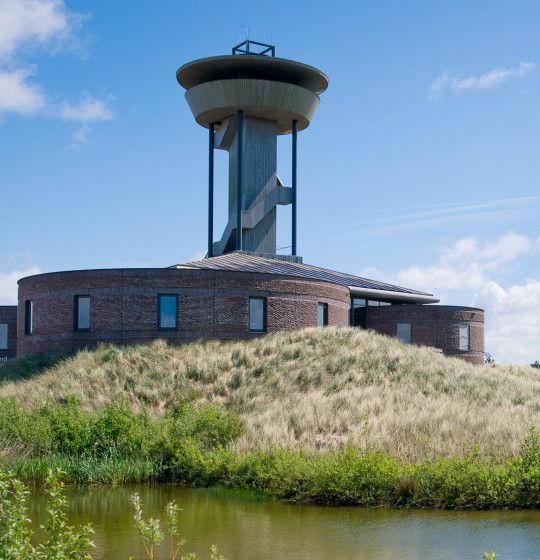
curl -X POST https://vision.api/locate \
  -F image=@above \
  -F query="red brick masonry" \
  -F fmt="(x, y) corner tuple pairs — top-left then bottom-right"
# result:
(368, 305), (484, 364)
(0, 306), (17, 362)
(17, 268), (350, 357)
(16, 268), (484, 363)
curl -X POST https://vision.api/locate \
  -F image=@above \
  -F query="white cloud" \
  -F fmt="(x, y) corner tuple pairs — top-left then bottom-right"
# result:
(0, 0), (112, 136)
(0, 67), (45, 114)
(386, 233), (540, 364)
(397, 262), (486, 291)
(0, 0), (73, 60)
(60, 95), (114, 122)
(0, 266), (40, 305)
(429, 62), (535, 99)
(476, 280), (540, 364)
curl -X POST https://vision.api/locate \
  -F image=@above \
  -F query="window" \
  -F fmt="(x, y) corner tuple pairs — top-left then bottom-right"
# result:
(396, 323), (412, 344)
(459, 324), (470, 351)
(24, 300), (33, 335)
(368, 300), (392, 307)
(351, 297), (367, 328)
(74, 296), (91, 331)
(158, 295), (178, 330)
(249, 297), (266, 332)
(0, 324), (7, 350)
(317, 303), (328, 327)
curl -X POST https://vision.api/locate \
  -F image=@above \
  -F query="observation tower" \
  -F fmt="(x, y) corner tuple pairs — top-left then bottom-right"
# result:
(176, 40), (329, 260)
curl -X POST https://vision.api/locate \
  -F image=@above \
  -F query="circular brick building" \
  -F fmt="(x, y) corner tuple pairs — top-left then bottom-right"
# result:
(16, 253), (484, 363)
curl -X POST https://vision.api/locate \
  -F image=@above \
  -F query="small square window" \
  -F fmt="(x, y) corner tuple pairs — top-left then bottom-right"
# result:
(317, 303), (328, 327)
(75, 296), (91, 331)
(249, 297), (266, 332)
(0, 324), (7, 350)
(396, 323), (411, 344)
(159, 295), (178, 330)
(24, 300), (33, 336)
(459, 324), (470, 351)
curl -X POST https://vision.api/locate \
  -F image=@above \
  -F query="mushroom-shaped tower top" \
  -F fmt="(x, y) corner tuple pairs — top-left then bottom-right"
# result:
(177, 55), (329, 94)
(177, 44), (328, 134)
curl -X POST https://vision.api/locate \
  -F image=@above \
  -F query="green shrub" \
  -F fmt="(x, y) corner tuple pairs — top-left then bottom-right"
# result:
(0, 395), (538, 510)
(39, 396), (94, 454)
(0, 469), (94, 559)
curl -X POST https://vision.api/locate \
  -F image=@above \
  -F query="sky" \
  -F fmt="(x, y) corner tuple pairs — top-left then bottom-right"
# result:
(1, 0), (539, 364)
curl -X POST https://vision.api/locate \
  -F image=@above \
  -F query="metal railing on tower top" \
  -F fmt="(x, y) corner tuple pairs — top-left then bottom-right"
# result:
(232, 40), (275, 57)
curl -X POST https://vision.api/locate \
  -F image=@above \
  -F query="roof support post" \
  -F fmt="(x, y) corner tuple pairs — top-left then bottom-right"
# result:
(236, 110), (244, 251)
(208, 123), (215, 257)
(292, 119), (298, 256)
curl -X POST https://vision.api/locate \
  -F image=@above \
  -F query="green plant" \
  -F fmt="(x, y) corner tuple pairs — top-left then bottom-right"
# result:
(0, 469), (94, 559)
(130, 492), (225, 560)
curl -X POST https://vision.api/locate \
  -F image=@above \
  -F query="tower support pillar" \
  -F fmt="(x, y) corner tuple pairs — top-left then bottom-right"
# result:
(208, 123), (215, 257)
(292, 119), (298, 256)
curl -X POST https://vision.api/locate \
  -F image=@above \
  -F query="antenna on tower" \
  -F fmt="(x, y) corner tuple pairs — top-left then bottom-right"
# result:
(241, 25), (251, 41)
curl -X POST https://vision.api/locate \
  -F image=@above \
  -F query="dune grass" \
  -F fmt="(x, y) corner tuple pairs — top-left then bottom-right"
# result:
(1, 327), (538, 462)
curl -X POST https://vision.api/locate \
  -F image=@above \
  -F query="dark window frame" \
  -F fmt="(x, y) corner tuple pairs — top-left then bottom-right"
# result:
(396, 322), (412, 344)
(0, 323), (7, 350)
(158, 294), (179, 331)
(248, 296), (267, 333)
(350, 297), (367, 328)
(74, 295), (91, 332)
(317, 302), (329, 327)
(24, 300), (33, 336)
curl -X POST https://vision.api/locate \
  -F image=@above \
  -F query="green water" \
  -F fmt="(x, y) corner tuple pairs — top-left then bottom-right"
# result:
(29, 485), (540, 560)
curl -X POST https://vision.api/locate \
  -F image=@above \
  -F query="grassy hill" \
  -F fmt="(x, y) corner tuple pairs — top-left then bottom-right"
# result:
(2, 327), (538, 461)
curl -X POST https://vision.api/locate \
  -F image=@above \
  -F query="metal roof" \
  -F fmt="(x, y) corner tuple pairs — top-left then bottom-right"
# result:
(173, 252), (439, 304)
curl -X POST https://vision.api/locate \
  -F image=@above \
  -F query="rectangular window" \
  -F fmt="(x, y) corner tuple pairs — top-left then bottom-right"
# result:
(0, 324), (7, 350)
(396, 323), (412, 344)
(75, 296), (91, 331)
(317, 302), (328, 327)
(24, 300), (33, 335)
(249, 297), (266, 332)
(351, 297), (367, 328)
(459, 324), (470, 351)
(158, 295), (178, 330)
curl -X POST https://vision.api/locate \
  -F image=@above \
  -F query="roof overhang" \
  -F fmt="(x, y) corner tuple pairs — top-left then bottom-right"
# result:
(348, 286), (440, 304)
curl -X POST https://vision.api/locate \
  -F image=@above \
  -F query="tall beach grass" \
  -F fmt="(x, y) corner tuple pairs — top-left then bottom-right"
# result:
(1, 328), (538, 461)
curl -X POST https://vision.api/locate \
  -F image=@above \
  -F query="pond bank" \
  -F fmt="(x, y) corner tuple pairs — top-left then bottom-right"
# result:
(3, 399), (539, 510)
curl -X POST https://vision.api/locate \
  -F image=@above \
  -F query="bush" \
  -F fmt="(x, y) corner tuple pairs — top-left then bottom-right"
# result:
(0, 469), (94, 559)
(0, 397), (245, 486)
(0, 395), (538, 510)
(0, 469), (225, 560)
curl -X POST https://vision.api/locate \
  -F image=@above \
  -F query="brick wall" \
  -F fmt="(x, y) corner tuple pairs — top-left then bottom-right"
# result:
(17, 268), (351, 357)
(16, 269), (485, 363)
(0, 306), (17, 362)
(367, 304), (485, 364)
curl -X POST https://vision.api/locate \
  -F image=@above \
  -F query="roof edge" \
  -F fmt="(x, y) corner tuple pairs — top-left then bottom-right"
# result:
(348, 286), (440, 304)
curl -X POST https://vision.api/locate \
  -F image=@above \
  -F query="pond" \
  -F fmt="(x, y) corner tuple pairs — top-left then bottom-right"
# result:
(30, 485), (540, 560)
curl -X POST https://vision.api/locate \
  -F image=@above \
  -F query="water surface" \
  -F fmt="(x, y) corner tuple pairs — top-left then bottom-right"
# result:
(29, 485), (540, 560)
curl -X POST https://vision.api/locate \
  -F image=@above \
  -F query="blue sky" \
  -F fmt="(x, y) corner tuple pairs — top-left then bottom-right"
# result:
(1, 1), (539, 363)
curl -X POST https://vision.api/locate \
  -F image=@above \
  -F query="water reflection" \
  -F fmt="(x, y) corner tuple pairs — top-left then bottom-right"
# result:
(29, 485), (540, 560)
